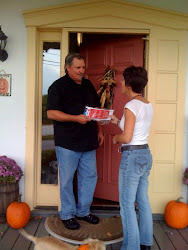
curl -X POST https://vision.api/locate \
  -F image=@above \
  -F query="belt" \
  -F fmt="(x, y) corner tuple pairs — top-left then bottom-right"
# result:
(119, 144), (148, 152)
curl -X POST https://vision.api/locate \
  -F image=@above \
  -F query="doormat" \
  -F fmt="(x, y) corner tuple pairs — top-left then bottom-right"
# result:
(45, 216), (123, 245)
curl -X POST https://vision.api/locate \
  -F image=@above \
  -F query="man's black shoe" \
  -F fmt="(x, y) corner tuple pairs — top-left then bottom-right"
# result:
(76, 214), (99, 224)
(62, 218), (80, 230)
(140, 245), (151, 250)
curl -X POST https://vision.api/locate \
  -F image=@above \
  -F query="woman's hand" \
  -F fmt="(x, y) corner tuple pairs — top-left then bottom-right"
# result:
(112, 135), (119, 144)
(98, 131), (104, 146)
(97, 122), (104, 146)
(110, 114), (119, 125)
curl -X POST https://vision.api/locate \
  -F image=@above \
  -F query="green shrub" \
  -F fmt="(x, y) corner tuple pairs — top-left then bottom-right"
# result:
(42, 95), (53, 125)
(42, 149), (56, 166)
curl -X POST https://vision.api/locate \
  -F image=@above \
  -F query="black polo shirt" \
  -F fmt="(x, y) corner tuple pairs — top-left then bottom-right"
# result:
(46, 74), (100, 152)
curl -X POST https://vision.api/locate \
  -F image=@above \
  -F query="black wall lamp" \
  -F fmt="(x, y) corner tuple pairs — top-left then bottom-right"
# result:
(0, 26), (8, 62)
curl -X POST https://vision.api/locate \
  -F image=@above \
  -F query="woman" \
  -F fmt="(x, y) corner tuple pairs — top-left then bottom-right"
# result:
(111, 66), (153, 250)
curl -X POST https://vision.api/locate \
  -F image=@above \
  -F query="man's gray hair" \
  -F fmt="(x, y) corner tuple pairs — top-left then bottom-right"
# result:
(64, 53), (85, 73)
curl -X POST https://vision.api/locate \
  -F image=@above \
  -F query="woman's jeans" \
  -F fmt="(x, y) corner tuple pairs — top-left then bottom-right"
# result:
(55, 146), (97, 220)
(119, 148), (153, 250)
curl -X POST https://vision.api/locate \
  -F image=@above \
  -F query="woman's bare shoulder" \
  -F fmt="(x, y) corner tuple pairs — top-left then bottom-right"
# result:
(134, 97), (150, 104)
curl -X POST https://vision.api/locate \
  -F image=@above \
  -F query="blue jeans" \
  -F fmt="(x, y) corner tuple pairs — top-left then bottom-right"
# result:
(119, 148), (153, 250)
(55, 146), (97, 220)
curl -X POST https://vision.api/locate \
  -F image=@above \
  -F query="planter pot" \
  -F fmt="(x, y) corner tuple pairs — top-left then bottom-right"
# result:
(0, 182), (19, 224)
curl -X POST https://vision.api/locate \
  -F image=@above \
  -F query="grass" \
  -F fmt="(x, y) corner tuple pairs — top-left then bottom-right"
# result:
(42, 135), (54, 140)
(42, 94), (53, 125)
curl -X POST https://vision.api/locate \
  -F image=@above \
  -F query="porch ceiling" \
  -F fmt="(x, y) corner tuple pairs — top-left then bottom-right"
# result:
(22, 0), (188, 30)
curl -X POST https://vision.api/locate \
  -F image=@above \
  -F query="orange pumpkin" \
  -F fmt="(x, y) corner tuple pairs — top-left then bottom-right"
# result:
(164, 197), (188, 229)
(6, 194), (30, 229)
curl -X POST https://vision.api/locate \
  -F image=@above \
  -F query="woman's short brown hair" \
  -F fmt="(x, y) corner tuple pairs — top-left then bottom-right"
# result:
(123, 66), (148, 93)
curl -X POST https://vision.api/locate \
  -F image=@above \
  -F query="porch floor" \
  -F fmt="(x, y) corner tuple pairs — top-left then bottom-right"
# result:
(0, 216), (188, 250)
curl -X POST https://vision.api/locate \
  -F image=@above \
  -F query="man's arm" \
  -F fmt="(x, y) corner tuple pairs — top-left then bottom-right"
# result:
(47, 110), (91, 125)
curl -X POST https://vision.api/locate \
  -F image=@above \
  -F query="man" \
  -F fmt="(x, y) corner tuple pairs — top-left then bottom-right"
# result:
(47, 53), (104, 230)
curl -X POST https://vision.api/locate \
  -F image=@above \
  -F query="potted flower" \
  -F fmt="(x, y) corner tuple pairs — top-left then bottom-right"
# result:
(0, 155), (23, 223)
(183, 168), (188, 186)
(183, 167), (188, 204)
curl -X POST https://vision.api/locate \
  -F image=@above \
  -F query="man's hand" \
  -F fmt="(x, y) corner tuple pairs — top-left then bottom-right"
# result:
(76, 114), (91, 124)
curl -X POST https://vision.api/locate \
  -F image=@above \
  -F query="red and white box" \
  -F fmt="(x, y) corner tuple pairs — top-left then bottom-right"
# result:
(84, 106), (114, 123)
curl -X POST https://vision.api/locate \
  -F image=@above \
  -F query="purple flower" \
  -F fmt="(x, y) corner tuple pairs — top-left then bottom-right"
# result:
(183, 167), (188, 186)
(0, 155), (23, 184)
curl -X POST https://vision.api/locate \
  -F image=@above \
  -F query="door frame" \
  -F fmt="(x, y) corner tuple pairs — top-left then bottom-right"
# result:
(25, 27), (149, 210)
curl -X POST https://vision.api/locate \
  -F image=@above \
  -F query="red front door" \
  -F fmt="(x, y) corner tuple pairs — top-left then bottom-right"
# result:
(79, 34), (144, 201)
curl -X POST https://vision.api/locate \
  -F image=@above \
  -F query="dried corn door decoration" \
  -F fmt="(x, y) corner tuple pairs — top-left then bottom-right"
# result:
(97, 66), (117, 109)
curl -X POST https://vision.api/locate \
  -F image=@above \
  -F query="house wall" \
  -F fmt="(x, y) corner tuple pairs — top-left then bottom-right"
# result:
(0, 0), (188, 204)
